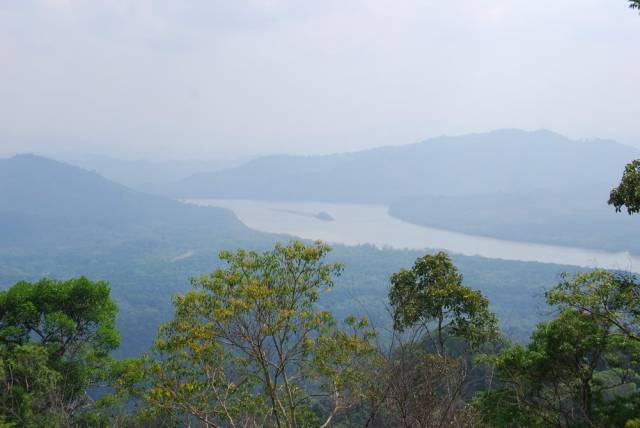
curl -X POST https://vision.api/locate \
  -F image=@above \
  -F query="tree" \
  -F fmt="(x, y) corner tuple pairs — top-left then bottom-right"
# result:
(476, 308), (640, 427)
(0, 343), (65, 426)
(381, 252), (498, 427)
(388, 251), (498, 356)
(547, 270), (640, 343)
(127, 241), (376, 428)
(475, 271), (640, 427)
(0, 277), (119, 426)
(631, 0), (640, 11)
(609, 160), (640, 214)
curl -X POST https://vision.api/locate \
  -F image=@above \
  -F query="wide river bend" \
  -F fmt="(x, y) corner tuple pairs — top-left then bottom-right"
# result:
(186, 199), (640, 274)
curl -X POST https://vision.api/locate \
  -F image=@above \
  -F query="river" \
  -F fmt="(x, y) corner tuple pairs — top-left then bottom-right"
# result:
(186, 199), (640, 273)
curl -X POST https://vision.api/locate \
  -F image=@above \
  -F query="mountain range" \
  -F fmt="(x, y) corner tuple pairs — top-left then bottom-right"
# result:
(147, 129), (640, 253)
(157, 129), (638, 203)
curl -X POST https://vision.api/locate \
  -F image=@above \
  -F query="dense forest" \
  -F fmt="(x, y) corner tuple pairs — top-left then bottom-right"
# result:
(2, 241), (640, 427)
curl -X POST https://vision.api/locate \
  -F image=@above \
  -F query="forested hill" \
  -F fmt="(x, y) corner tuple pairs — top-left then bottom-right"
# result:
(154, 130), (640, 254)
(0, 154), (243, 231)
(0, 154), (270, 355)
(159, 129), (639, 202)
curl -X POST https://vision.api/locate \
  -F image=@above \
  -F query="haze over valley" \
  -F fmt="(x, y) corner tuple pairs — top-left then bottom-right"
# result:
(3, 127), (640, 357)
(0, 129), (640, 354)
(1, 149), (583, 355)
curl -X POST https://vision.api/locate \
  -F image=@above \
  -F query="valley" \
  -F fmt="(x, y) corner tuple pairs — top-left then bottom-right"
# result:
(187, 198), (640, 272)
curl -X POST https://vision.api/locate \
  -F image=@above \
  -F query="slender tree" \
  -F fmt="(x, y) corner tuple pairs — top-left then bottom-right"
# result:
(389, 251), (498, 356)
(383, 252), (497, 427)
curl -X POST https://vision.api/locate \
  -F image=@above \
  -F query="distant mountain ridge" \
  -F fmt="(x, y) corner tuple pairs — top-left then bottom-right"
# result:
(159, 129), (639, 203)
(56, 155), (253, 191)
(0, 154), (242, 231)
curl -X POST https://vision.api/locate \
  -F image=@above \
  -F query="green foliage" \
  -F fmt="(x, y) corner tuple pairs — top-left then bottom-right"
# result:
(631, 1), (640, 11)
(475, 271), (640, 427)
(610, 160), (640, 214)
(0, 344), (66, 427)
(0, 277), (119, 355)
(0, 277), (119, 426)
(377, 252), (500, 426)
(547, 270), (640, 342)
(389, 251), (498, 355)
(124, 241), (377, 427)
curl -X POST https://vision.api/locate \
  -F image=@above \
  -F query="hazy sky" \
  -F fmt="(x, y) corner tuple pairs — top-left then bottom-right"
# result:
(1, 0), (639, 160)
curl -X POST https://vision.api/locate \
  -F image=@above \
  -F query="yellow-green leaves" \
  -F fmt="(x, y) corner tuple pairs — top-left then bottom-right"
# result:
(547, 270), (640, 343)
(389, 251), (498, 354)
(132, 240), (375, 428)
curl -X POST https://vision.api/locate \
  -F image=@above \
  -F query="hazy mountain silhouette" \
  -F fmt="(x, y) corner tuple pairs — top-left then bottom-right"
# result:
(0, 154), (250, 247)
(159, 129), (639, 203)
(0, 154), (242, 228)
(57, 155), (252, 191)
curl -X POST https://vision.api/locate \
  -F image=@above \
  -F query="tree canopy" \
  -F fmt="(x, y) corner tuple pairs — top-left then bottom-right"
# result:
(0, 277), (119, 426)
(389, 251), (498, 355)
(123, 241), (376, 428)
(3, 245), (640, 427)
(609, 160), (640, 214)
(475, 270), (640, 427)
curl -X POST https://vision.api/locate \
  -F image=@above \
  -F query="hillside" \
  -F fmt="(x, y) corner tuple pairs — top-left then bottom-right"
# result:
(156, 130), (640, 254)
(0, 154), (574, 356)
(160, 129), (639, 203)
(56, 154), (252, 191)
(0, 154), (245, 231)
(0, 154), (267, 355)
(388, 188), (640, 253)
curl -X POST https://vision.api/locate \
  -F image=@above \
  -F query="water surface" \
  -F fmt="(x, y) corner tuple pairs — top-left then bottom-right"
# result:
(186, 199), (640, 273)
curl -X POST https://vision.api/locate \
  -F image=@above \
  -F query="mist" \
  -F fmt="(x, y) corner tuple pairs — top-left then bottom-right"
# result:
(1, 0), (639, 160)
(5, 3), (640, 425)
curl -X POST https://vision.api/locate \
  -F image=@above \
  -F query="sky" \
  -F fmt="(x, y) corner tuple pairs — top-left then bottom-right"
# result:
(1, 0), (639, 160)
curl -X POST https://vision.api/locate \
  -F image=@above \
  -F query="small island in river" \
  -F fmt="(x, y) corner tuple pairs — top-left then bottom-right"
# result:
(270, 208), (334, 222)
(315, 211), (334, 222)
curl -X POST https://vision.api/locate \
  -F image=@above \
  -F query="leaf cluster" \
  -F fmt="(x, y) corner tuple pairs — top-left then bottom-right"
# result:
(0, 277), (119, 426)
(124, 241), (377, 428)
(389, 251), (498, 354)
(475, 271), (640, 427)
(609, 160), (640, 214)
